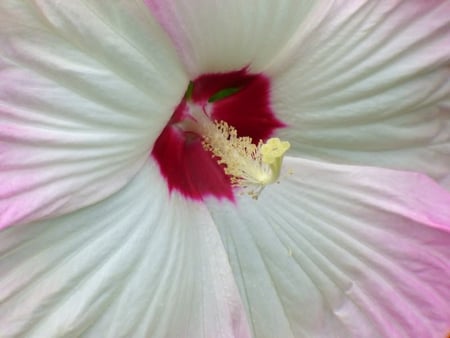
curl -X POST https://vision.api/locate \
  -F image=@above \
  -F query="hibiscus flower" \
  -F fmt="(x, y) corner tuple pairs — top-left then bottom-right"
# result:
(1, 1), (450, 337)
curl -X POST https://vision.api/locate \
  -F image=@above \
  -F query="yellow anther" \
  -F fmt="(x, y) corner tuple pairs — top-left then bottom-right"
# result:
(192, 109), (289, 198)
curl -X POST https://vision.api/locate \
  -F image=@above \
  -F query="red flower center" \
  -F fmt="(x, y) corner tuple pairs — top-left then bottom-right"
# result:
(151, 69), (285, 201)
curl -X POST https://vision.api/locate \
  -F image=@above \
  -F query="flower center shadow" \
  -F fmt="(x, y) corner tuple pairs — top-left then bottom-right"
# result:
(151, 69), (286, 201)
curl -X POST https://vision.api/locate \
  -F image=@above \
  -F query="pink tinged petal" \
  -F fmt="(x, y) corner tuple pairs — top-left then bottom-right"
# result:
(268, 0), (450, 185)
(152, 70), (284, 201)
(0, 1), (187, 228)
(144, 0), (317, 76)
(207, 158), (450, 338)
(0, 161), (251, 338)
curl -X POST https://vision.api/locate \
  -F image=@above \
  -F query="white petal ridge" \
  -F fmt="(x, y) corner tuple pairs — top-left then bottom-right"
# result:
(0, 0), (187, 228)
(207, 157), (450, 338)
(145, 0), (317, 77)
(269, 0), (450, 185)
(0, 160), (250, 338)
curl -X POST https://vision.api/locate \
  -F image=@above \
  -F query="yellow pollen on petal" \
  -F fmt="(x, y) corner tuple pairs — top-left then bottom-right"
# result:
(192, 109), (289, 199)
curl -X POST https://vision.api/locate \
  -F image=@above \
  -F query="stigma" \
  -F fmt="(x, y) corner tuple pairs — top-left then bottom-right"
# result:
(182, 105), (290, 199)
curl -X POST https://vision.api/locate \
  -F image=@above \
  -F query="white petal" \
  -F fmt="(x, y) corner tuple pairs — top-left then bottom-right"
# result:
(207, 157), (450, 338)
(144, 0), (317, 77)
(0, 160), (250, 338)
(269, 0), (450, 184)
(0, 0), (187, 228)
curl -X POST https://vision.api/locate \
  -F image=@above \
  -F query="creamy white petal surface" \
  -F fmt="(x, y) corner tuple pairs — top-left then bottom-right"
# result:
(0, 0), (187, 228)
(1, 1), (450, 338)
(268, 0), (450, 184)
(207, 158), (450, 338)
(0, 161), (250, 338)
(145, 0), (317, 77)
